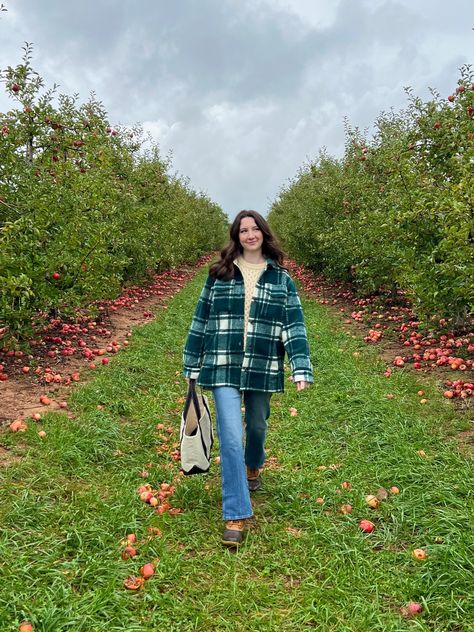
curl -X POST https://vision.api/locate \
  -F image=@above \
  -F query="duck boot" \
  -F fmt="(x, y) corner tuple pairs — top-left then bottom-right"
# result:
(222, 519), (246, 547)
(247, 466), (263, 492)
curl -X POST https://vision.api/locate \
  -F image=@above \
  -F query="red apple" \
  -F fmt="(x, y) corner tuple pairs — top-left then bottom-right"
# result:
(400, 601), (423, 617)
(121, 545), (137, 560)
(139, 563), (155, 579)
(358, 519), (375, 533)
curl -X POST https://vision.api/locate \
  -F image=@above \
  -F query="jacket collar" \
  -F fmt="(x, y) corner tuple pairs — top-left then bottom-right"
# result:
(265, 257), (279, 269)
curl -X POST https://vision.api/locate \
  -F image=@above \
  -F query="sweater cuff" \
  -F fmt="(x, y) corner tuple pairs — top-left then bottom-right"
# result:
(293, 371), (314, 383)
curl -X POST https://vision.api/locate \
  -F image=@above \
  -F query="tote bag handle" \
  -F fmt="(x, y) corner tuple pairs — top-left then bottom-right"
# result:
(183, 379), (203, 423)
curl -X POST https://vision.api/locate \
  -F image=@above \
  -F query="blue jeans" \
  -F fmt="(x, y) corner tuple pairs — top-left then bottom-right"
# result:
(212, 387), (272, 521)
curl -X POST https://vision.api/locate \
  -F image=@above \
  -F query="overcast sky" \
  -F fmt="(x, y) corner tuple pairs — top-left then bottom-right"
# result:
(1, 1), (472, 218)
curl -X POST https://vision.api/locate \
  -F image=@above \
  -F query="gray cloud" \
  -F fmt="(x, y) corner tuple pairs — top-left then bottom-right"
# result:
(1, 0), (471, 217)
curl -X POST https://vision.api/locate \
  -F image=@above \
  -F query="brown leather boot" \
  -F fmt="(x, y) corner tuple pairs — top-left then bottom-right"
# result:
(222, 519), (246, 547)
(246, 466), (263, 492)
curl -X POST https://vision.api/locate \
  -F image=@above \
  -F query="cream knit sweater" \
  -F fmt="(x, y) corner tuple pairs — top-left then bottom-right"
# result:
(234, 256), (266, 347)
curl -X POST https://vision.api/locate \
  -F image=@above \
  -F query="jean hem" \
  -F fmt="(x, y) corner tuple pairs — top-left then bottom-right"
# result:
(223, 513), (254, 521)
(245, 462), (265, 470)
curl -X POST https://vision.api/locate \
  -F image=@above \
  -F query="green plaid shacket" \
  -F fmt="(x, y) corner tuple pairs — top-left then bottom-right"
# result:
(183, 258), (314, 392)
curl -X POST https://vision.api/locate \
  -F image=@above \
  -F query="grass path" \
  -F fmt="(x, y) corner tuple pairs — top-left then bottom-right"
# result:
(1, 266), (473, 631)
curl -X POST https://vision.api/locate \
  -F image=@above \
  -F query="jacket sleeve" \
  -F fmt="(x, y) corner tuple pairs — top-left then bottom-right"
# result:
(282, 276), (314, 383)
(183, 274), (215, 379)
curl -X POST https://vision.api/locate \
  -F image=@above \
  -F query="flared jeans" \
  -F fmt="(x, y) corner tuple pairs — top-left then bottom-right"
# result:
(212, 387), (272, 521)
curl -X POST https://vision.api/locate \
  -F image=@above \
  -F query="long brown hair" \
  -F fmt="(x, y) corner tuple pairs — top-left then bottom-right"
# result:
(209, 210), (286, 280)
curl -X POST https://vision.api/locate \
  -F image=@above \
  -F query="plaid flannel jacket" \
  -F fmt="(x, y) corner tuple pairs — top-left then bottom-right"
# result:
(183, 258), (314, 392)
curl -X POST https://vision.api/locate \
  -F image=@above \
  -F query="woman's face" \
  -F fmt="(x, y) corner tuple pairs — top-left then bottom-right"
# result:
(239, 216), (264, 255)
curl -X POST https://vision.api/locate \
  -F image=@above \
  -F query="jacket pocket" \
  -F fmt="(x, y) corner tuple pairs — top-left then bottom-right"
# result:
(211, 280), (234, 313)
(257, 284), (286, 321)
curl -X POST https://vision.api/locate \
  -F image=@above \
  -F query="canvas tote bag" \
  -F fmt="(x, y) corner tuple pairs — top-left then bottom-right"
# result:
(180, 379), (214, 475)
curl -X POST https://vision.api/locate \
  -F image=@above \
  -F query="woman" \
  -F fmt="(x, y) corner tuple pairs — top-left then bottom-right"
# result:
(183, 210), (313, 547)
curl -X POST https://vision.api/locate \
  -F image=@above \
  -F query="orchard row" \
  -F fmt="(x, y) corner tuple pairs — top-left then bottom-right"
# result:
(0, 46), (228, 347)
(269, 66), (474, 329)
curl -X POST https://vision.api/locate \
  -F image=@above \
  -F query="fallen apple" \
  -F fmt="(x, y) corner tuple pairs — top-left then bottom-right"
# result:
(358, 519), (375, 533)
(121, 546), (138, 560)
(400, 601), (423, 617)
(10, 419), (27, 432)
(140, 562), (155, 579)
(365, 495), (379, 509)
(123, 575), (144, 590)
(412, 548), (427, 560)
(376, 487), (388, 500)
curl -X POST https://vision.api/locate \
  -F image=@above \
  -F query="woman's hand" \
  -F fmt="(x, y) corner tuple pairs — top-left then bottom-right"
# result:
(296, 380), (311, 391)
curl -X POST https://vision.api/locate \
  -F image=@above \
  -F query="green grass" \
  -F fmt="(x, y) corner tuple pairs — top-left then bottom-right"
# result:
(0, 267), (473, 631)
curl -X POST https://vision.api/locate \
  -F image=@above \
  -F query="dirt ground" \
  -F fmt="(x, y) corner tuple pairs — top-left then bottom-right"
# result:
(0, 256), (212, 429)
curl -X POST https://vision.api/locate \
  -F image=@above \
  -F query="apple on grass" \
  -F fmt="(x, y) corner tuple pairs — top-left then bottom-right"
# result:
(140, 563), (155, 579)
(358, 519), (375, 533)
(400, 601), (423, 617)
(412, 548), (427, 560)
